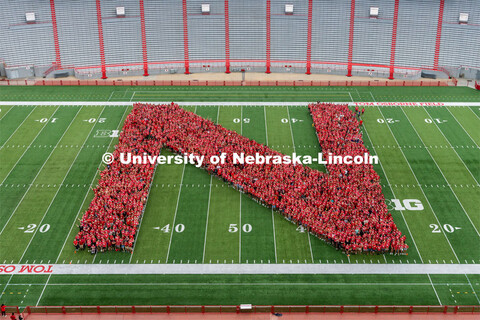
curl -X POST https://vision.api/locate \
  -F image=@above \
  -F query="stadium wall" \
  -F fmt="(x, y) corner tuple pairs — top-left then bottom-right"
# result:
(0, 0), (478, 79)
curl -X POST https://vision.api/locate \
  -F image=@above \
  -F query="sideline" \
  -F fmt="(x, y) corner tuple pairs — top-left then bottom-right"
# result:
(1, 102), (480, 106)
(1, 263), (479, 275)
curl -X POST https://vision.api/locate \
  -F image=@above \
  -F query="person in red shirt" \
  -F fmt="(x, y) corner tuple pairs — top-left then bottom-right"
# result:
(9, 313), (16, 320)
(1, 304), (6, 317)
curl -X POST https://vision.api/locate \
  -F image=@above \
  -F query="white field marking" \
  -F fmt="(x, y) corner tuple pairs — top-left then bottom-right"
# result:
(0, 105), (14, 121)
(8, 282), (477, 286)
(4, 263), (480, 274)
(364, 114), (424, 262)
(19, 106), (104, 263)
(369, 92), (376, 102)
(55, 105), (130, 264)
(0, 274), (14, 301)
(0, 106), (37, 149)
(427, 274), (442, 305)
(36, 273), (51, 306)
(0, 105), (73, 237)
(446, 107), (480, 150)
(377, 106), (460, 263)
(286, 105), (314, 264)
(1, 101), (480, 107)
(239, 105), (242, 264)
(129, 91), (136, 102)
(423, 106), (479, 185)
(202, 106), (220, 264)
(348, 92), (354, 103)
(165, 107), (196, 263)
(129, 164), (158, 263)
(403, 107), (480, 239)
(465, 274), (480, 304)
(107, 91), (115, 102)
(467, 106), (480, 121)
(264, 105), (278, 263)
(0, 106), (57, 186)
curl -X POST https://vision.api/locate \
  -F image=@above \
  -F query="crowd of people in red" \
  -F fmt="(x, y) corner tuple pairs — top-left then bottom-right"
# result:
(75, 102), (407, 255)
(309, 103), (407, 253)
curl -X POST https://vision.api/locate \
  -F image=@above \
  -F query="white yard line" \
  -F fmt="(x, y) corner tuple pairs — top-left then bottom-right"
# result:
(36, 274), (51, 306)
(402, 107), (480, 239)
(427, 274), (442, 305)
(129, 165), (158, 263)
(0, 105), (14, 121)
(239, 105), (243, 264)
(362, 112), (419, 263)
(55, 105), (129, 264)
(202, 106), (220, 264)
(4, 263), (479, 275)
(0, 105), (75, 237)
(19, 106), (102, 263)
(377, 106), (460, 263)
(0, 274), (14, 301)
(465, 274), (480, 304)
(165, 107), (195, 263)
(445, 107), (480, 150)
(423, 106), (479, 185)
(286, 105), (314, 264)
(467, 106), (480, 121)
(0, 106), (37, 149)
(0, 106), (57, 185)
(264, 105), (278, 263)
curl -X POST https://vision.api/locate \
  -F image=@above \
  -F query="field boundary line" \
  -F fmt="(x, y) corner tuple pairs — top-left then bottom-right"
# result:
(239, 105), (242, 264)
(0, 105), (75, 237)
(402, 107), (480, 239)
(1, 102), (480, 107)
(377, 106), (460, 263)
(0, 106), (37, 149)
(55, 106), (130, 264)
(3, 263), (480, 275)
(7, 282), (477, 286)
(19, 105), (104, 263)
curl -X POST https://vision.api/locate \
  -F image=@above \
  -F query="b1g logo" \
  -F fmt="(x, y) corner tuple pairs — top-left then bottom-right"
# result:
(386, 199), (424, 211)
(94, 129), (119, 138)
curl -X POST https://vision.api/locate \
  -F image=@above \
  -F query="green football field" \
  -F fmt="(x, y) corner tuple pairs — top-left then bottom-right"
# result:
(0, 86), (479, 308)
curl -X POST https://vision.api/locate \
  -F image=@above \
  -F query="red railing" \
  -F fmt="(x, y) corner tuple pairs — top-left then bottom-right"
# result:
(49, 0), (62, 69)
(139, 0), (149, 77)
(21, 305), (480, 318)
(389, 0), (400, 80)
(305, 0), (313, 75)
(224, 0), (230, 74)
(433, 0), (445, 70)
(346, 0), (356, 77)
(265, 0), (271, 74)
(0, 79), (454, 87)
(95, 0), (107, 79)
(182, 0), (190, 74)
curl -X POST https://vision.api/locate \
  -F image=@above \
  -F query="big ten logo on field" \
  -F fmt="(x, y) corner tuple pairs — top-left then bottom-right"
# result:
(386, 199), (424, 211)
(94, 129), (119, 138)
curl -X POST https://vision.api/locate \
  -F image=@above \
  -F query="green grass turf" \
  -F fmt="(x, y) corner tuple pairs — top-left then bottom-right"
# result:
(0, 86), (478, 102)
(0, 86), (479, 307)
